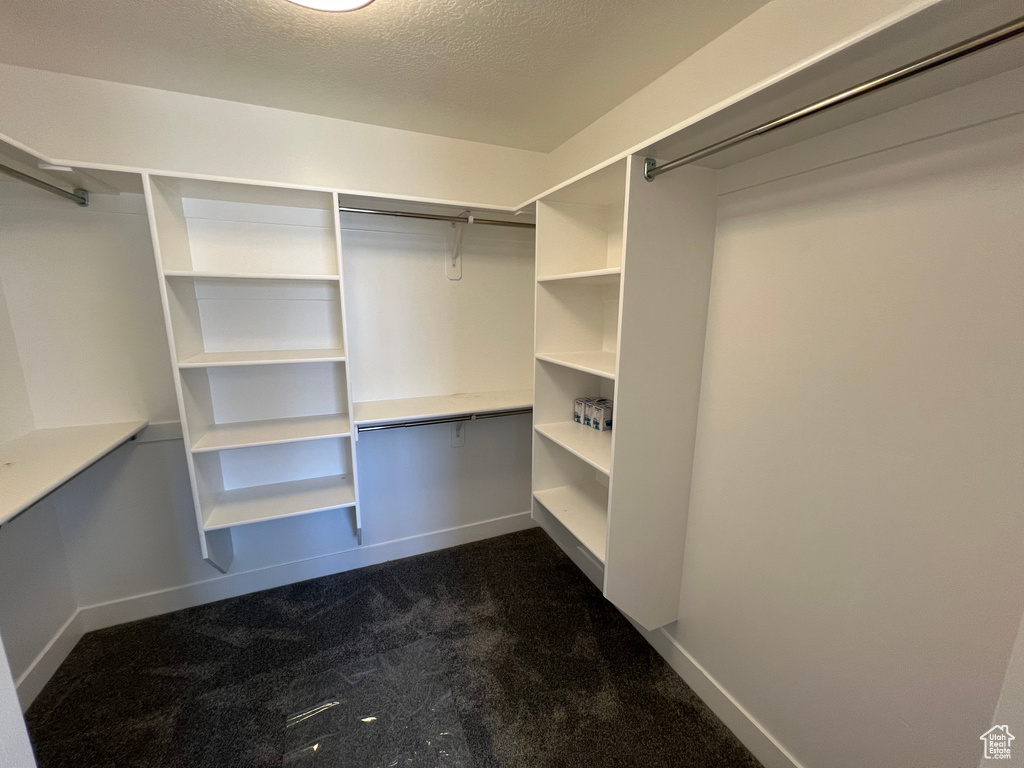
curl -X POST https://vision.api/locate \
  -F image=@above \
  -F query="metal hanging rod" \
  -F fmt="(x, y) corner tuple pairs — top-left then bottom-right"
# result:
(356, 407), (533, 433)
(0, 162), (89, 206)
(644, 15), (1024, 181)
(339, 205), (534, 229)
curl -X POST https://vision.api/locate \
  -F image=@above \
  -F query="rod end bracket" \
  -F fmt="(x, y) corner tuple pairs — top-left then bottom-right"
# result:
(643, 158), (657, 182)
(73, 188), (89, 207)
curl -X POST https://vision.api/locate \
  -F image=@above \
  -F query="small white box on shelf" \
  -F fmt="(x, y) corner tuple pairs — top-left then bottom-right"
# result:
(592, 399), (613, 431)
(575, 397), (599, 425)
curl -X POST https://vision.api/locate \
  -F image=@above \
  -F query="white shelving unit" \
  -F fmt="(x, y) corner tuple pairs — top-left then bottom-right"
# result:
(533, 484), (608, 563)
(537, 267), (621, 285)
(144, 177), (362, 572)
(164, 271), (341, 282)
(177, 348), (347, 368)
(534, 421), (611, 475)
(0, 421), (148, 526)
(534, 351), (616, 380)
(202, 474), (356, 531)
(532, 160), (625, 574)
(191, 412), (352, 453)
(532, 156), (718, 630)
(534, 162), (623, 397)
(353, 389), (533, 428)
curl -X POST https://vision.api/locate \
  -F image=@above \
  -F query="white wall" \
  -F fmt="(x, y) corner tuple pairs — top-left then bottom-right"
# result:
(0, 184), (178, 427)
(0, 633), (35, 768)
(673, 102), (1024, 768)
(340, 216), (535, 401)
(52, 438), (207, 607)
(0, 278), (32, 443)
(0, 182), (80, 716)
(357, 415), (533, 546)
(0, 64), (546, 211)
(0, 495), (77, 689)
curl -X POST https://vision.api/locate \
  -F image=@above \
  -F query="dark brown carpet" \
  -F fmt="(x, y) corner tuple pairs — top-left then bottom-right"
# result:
(25, 528), (762, 768)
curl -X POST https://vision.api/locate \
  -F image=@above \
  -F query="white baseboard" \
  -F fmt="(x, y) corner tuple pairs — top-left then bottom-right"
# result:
(15, 611), (84, 710)
(17, 511), (536, 709)
(80, 511), (537, 634)
(644, 626), (804, 768)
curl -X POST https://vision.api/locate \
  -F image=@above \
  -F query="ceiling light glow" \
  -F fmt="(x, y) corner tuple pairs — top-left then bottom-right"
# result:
(285, 0), (375, 11)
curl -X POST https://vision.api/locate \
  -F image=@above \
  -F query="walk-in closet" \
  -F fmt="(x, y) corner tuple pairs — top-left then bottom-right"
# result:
(0, 1), (1022, 767)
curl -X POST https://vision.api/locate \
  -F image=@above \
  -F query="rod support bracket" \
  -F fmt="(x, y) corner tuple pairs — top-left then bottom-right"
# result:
(73, 188), (90, 207)
(643, 158), (657, 182)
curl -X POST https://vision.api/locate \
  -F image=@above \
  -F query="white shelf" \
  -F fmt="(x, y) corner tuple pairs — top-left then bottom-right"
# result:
(191, 413), (352, 453)
(0, 421), (148, 525)
(537, 267), (621, 286)
(353, 388), (533, 426)
(165, 270), (339, 282)
(535, 351), (616, 379)
(178, 348), (346, 368)
(202, 473), (356, 530)
(535, 422), (612, 475)
(534, 484), (608, 563)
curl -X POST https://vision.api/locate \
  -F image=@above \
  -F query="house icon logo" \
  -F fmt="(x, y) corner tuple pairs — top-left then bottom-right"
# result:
(980, 725), (1014, 760)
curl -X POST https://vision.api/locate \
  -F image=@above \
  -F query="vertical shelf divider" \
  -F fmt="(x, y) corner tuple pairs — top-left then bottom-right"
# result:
(332, 192), (363, 544)
(604, 156), (718, 630)
(143, 173), (234, 573)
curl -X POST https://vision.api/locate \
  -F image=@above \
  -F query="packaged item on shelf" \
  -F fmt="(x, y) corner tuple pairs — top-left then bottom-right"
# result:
(575, 397), (599, 425)
(592, 399), (614, 431)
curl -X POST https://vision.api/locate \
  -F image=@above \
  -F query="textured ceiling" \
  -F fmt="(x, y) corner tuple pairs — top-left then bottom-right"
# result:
(0, 0), (769, 151)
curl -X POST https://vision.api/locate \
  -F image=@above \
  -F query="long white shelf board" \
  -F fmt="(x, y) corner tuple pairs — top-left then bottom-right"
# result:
(535, 351), (617, 379)
(353, 389), (533, 426)
(0, 420), (148, 525)
(534, 484), (608, 564)
(164, 270), (340, 282)
(537, 267), (621, 286)
(178, 348), (346, 368)
(535, 422), (612, 475)
(191, 413), (352, 453)
(202, 473), (356, 531)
